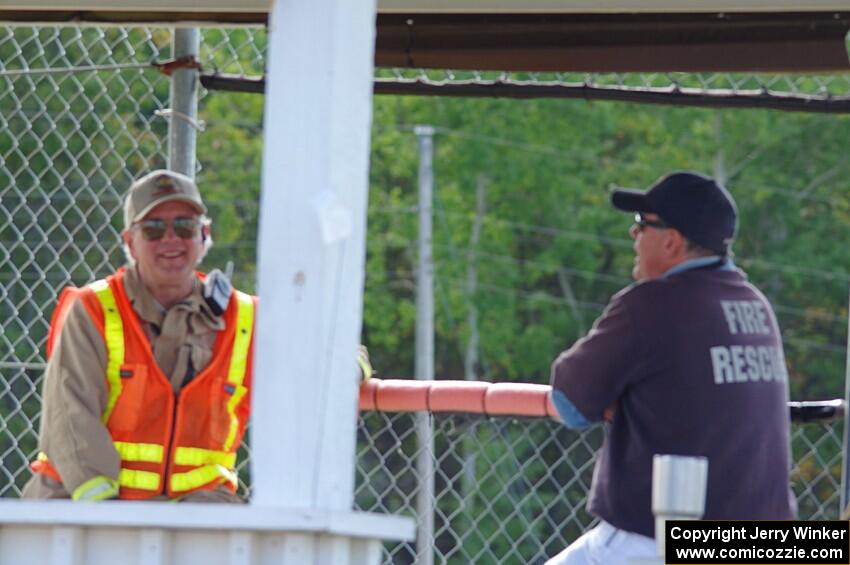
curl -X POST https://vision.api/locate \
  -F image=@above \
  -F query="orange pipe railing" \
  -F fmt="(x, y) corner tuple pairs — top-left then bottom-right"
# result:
(358, 380), (847, 423)
(359, 378), (560, 420)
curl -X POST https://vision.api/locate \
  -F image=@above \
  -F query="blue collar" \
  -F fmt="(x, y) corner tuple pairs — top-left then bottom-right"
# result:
(661, 255), (735, 279)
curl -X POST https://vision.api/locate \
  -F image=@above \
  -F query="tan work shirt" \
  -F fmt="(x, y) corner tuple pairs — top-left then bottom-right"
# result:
(22, 266), (242, 502)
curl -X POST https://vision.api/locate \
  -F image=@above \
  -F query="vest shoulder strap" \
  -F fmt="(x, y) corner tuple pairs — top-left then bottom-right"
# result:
(46, 282), (107, 358)
(88, 278), (126, 425)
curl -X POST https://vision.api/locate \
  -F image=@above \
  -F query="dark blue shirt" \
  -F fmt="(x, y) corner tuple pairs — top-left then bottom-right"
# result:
(551, 264), (796, 537)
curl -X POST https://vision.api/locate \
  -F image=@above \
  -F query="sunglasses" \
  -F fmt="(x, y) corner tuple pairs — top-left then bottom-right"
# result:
(134, 217), (202, 241)
(633, 213), (668, 231)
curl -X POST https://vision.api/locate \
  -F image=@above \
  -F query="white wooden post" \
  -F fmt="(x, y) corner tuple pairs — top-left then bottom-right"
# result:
(251, 0), (378, 511)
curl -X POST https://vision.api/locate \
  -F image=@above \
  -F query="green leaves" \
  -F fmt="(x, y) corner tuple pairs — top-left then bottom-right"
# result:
(362, 97), (850, 399)
(188, 47), (850, 398)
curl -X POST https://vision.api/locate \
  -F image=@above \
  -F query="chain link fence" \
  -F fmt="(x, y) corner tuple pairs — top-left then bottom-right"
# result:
(0, 23), (847, 565)
(0, 25), (171, 493)
(354, 413), (842, 564)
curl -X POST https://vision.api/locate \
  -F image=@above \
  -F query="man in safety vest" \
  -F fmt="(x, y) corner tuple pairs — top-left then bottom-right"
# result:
(21, 170), (255, 502)
(23, 170), (372, 502)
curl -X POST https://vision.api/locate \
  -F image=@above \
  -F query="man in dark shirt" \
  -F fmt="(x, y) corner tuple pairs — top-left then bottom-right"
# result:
(546, 172), (796, 565)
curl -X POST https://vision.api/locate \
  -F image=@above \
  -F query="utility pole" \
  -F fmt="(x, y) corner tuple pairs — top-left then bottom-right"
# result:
(713, 111), (727, 186)
(168, 28), (200, 177)
(465, 174), (487, 385)
(557, 269), (586, 336)
(461, 174), (487, 527)
(414, 124), (435, 565)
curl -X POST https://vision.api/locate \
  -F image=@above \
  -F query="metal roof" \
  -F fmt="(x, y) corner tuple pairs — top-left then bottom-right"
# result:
(1, 2), (848, 72)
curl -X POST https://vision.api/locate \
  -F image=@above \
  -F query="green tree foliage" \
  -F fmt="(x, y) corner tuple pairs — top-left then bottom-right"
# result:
(350, 96), (850, 559)
(360, 95), (850, 402)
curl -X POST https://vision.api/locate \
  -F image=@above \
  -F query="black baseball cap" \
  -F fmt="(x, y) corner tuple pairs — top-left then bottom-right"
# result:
(611, 171), (737, 255)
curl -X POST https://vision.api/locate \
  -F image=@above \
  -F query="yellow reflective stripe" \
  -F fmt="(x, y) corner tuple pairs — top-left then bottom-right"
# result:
(72, 475), (119, 501)
(118, 468), (160, 491)
(227, 291), (254, 387)
(223, 291), (253, 451)
(170, 464), (237, 493)
(223, 384), (248, 452)
(173, 447), (236, 468)
(91, 279), (124, 425)
(114, 441), (164, 463)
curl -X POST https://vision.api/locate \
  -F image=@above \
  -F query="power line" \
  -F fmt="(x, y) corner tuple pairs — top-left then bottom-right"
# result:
(433, 244), (631, 286)
(439, 209), (634, 249)
(370, 268), (849, 338)
(783, 337), (846, 356)
(376, 203), (850, 284)
(372, 205), (850, 285)
(376, 123), (848, 208)
(368, 272), (611, 313)
(372, 204), (634, 249)
(738, 257), (850, 284)
(732, 180), (846, 207)
(431, 246), (848, 326)
(771, 304), (847, 326)
(385, 123), (600, 162)
(366, 275), (848, 356)
(362, 236), (850, 329)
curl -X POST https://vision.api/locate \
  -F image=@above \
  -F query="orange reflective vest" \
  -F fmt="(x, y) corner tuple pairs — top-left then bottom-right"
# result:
(33, 268), (256, 500)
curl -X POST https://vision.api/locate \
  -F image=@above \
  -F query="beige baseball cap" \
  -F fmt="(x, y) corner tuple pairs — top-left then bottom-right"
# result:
(123, 170), (207, 230)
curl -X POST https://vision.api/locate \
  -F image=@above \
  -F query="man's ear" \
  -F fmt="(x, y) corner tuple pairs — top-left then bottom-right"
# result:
(664, 229), (688, 258)
(122, 230), (136, 258)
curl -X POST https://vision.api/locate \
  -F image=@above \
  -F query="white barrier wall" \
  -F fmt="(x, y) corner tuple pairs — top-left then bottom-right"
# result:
(0, 502), (413, 565)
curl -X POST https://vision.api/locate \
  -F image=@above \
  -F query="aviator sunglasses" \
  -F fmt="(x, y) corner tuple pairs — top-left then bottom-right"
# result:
(134, 217), (203, 241)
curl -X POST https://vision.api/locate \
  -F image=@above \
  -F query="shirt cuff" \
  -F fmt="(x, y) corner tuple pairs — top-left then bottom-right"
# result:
(72, 475), (119, 501)
(551, 389), (593, 429)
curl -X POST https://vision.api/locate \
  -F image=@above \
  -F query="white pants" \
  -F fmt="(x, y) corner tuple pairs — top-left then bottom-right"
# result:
(545, 521), (657, 565)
